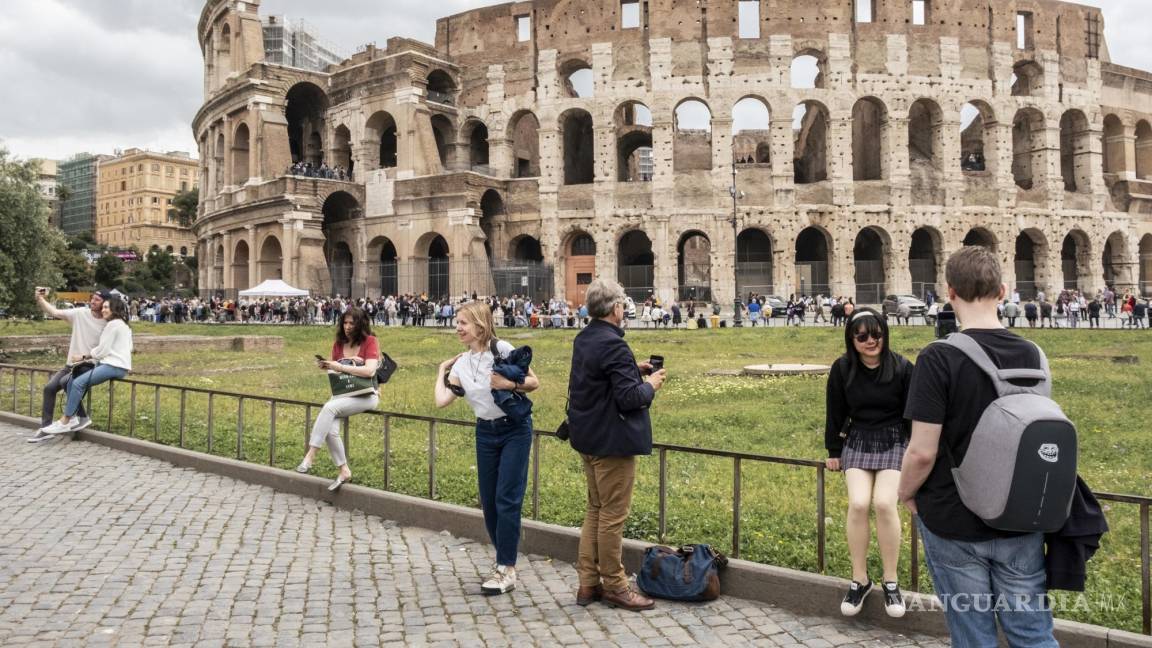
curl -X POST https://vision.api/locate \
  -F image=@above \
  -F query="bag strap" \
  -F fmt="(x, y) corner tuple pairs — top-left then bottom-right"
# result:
(490, 338), (503, 360)
(934, 333), (1050, 398)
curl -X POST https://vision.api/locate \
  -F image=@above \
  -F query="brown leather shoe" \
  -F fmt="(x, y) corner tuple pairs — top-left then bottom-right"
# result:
(576, 584), (603, 606)
(602, 586), (655, 611)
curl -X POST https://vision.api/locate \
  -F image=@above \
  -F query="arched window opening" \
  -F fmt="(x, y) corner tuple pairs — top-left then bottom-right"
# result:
(736, 229), (774, 297)
(566, 233), (597, 306)
(426, 70), (456, 105)
(479, 190), (505, 262)
(333, 125), (353, 177)
(285, 83), (329, 166)
(733, 98), (771, 165)
(231, 123), (250, 185)
(428, 236), (450, 300)
(561, 110), (595, 185)
(1011, 60), (1043, 97)
(1139, 234), (1152, 296)
(561, 61), (594, 98)
(677, 232), (712, 302)
(513, 236), (544, 263)
(674, 100), (713, 172)
(1014, 230), (1047, 300)
(852, 98), (887, 180)
(853, 228), (886, 304)
(795, 227), (830, 296)
(1061, 232), (1089, 290)
(1059, 110), (1091, 193)
(378, 239), (398, 296)
(1012, 108), (1046, 190)
(793, 101), (829, 184)
(468, 122), (490, 170)
(909, 99), (944, 168)
(617, 230), (654, 301)
(791, 53), (824, 90)
(960, 102), (995, 172)
(570, 234), (596, 256)
(259, 236), (283, 282)
(509, 112), (540, 178)
(1102, 114), (1125, 175)
(1103, 232), (1129, 289)
(909, 228), (941, 301)
(616, 102), (653, 181)
(365, 112), (398, 170)
(963, 228), (998, 252)
(430, 115), (454, 170)
(233, 240), (250, 292)
(1136, 121), (1152, 180)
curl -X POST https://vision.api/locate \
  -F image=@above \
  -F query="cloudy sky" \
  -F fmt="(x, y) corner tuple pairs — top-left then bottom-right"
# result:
(1, 0), (1148, 162)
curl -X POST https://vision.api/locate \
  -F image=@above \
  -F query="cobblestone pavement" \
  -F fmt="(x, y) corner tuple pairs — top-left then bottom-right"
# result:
(0, 423), (948, 647)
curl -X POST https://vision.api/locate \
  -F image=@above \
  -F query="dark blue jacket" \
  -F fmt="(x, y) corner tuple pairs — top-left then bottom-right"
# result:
(567, 319), (654, 456)
(492, 344), (533, 420)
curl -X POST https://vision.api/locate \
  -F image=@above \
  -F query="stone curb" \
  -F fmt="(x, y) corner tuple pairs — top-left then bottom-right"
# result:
(4, 410), (1148, 647)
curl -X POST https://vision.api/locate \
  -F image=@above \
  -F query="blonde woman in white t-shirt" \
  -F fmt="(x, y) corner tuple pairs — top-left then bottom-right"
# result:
(42, 297), (133, 435)
(434, 301), (539, 596)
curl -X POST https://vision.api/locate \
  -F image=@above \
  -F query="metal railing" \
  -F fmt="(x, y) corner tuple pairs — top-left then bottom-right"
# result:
(2, 362), (1148, 635)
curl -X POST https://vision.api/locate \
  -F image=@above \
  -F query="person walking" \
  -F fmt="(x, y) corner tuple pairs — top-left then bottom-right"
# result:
(567, 278), (665, 611)
(434, 302), (539, 595)
(297, 307), (380, 492)
(40, 297), (133, 435)
(30, 288), (111, 443)
(825, 308), (913, 618)
(899, 246), (1059, 647)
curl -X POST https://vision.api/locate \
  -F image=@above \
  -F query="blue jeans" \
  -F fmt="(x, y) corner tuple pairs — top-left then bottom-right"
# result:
(475, 415), (532, 566)
(65, 365), (128, 417)
(917, 518), (1057, 648)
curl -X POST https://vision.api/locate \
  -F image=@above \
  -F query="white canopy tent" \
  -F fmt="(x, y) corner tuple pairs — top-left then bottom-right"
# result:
(238, 280), (310, 298)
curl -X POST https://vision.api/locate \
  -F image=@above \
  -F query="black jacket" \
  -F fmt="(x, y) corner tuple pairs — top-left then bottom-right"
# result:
(1045, 476), (1109, 591)
(567, 319), (655, 457)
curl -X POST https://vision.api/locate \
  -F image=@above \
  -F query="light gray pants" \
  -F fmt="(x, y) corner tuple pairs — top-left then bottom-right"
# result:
(309, 393), (378, 467)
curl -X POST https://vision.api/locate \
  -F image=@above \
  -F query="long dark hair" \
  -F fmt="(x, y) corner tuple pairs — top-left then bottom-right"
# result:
(105, 297), (130, 327)
(336, 307), (372, 346)
(841, 307), (898, 386)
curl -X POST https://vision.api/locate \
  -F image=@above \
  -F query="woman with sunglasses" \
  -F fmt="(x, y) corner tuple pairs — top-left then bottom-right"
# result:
(434, 302), (539, 596)
(825, 308), (913, 618)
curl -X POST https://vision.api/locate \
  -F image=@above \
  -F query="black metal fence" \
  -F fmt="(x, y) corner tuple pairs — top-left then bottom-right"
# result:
(2, 362), (1148, 635)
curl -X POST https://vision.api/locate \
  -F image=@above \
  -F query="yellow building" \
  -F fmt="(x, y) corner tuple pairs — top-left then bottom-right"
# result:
(96, 149), (199, 256)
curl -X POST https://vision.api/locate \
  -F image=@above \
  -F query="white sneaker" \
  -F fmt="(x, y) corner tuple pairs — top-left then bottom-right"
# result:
(43, 420), (78, 435)
(481, 565), (516, 595)
(27, 430), (55, 444)
(73, 417), (92, 432)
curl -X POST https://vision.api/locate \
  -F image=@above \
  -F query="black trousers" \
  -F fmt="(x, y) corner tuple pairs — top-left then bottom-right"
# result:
(42, 367), (86, 425)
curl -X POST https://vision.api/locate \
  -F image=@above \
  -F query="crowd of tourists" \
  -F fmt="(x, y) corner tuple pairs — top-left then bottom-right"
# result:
(286, 161), (352, 182)
(24, 245), (1118, 646)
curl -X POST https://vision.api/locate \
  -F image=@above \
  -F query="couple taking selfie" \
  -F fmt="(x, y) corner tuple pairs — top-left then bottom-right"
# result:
(309, 283), (666, 605)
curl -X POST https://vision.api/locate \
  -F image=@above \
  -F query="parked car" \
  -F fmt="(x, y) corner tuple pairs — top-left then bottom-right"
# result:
(764, 296), (788, 317)
(882, 294), (928, 317)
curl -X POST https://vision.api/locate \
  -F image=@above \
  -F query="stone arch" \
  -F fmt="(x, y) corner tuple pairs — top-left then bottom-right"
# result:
(1140, 234), (1152, 295)
(615, 101), (653, 181)
(332, 124), (353, 175)
(462, 118), (489, 170)
(617, 229), (654, 301)
(509, 235), (544, 262)
(1061, 230), (1092, 291)
(963, 227), (999, 252)
(218, 23), (232, 76)
(1011, 60), (1044, 97)
(1014, 228), (1050, 299)
(559, 58), (593, 98)
(852, 97), (888, 181)
(677, 230), (712, 302)
(258, 234), (283, 282)
(737, 228), (775, 297)
(368, 236), (398, 297)
(426, 235), (451, 299)
(233, 239), (250, 292)
(1059, 109), (1091, 193)
(733, 97), (771, 165)
(285, 82), (329, 165)
(430, 114), (455, 170)
(560, 108), (595, 185)
(909, 98), (945, 168)
(508, 110), (540, 178)
(1102, 114), (1126, 175)
(961, 101), (997, 174)
(1012, 108), (1046, 191)
(853, 226), (891, 303)
(674, 99), (713, 172)
(479, 189), (505, 262)
(322, 192), (361, 296)
(1102, 231), (1131, 289)
(1136, 120), (1152, 180)
(231, 122), (250, 185)
(793, 101), (829, 184)
(366, 111), (398, 170)
(425, 69), (456, 105)
(564, 230), (598, 306)
(213, 243), (225, 289)
(791, 50), (826, 89)
(909, 227), (944, 301)
(214, 131), (225, 189)
(795, 226), (831, 296)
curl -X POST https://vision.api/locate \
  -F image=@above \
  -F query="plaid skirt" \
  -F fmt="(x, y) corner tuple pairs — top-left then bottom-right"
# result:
(841, 424), (907, 472)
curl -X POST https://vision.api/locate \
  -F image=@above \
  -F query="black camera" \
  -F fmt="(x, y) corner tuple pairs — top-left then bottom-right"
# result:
(647, 355), (665, 374)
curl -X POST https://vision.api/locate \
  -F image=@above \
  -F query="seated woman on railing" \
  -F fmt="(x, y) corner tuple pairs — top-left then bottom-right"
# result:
(296, 307), (379, 492)
(41, 297), (134, 436)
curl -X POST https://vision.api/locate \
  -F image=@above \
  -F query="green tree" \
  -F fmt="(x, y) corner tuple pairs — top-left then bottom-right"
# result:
(171, 188), (199, 226)
(132, 248), (176, 294)
(94, 254), (124, 288)
(0, 148), (62, 315)
(54, 239), (93, 290)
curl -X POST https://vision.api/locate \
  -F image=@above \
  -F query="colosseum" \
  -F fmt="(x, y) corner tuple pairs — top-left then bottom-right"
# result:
(192, 0), (1152, 308)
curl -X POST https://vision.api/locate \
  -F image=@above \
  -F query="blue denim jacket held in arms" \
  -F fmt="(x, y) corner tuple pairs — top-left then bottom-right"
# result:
(492, 344), (533, 421)
(566, 319), (655, 457)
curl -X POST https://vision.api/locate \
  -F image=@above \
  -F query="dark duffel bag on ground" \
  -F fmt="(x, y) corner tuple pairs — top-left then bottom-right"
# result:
(636, 544), (728, 601)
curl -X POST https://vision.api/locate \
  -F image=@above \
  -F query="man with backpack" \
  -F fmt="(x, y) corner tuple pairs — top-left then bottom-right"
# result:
(898, 246), (1066, 647)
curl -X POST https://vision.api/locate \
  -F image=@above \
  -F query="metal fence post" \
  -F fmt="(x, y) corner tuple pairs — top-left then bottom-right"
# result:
(236, 397), (244, 459)
(382, 415), (391, 491)
(910, 517), (921, 591)
(816, 465), (826, 573)
(658, 448), (668, 543)
(153, 386), (161, 441)
(1142, 501), (1150, 635)
(269, 401), (278, 466)
(531, 432), (540, 520)
(428, 421), (437, 500)
(207, 392), (214, 453)
(732, 457), (742, 559)
(178, 390), (187, 448)
(106, 381), (115, 431)
(128, 383), (137, 438)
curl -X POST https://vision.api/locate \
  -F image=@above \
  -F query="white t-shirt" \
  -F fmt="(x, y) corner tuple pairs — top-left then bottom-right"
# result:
(58, 307), (108, 362)
(449, 340), (515, 421)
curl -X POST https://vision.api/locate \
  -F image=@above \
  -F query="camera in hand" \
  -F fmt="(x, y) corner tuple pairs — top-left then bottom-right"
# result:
(647, 355), (664, 373)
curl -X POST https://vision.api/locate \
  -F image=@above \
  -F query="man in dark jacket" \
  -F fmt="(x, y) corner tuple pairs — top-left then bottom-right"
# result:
(567, 278), (666, 611)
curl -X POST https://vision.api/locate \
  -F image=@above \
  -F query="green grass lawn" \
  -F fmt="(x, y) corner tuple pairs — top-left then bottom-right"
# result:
(3, 319), (1150, 631)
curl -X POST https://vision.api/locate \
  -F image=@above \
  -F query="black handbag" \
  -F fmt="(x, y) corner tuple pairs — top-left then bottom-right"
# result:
(555, 384), (572, 441)
(70, 360), (96, 380)
(375, 352), (398, 384)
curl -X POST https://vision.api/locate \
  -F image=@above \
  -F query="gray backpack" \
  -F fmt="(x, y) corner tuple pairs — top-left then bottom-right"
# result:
(936, 334), (1077, 533)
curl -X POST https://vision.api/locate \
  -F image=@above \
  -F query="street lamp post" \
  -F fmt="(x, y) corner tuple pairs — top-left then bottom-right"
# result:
(729, 162), (744, 327)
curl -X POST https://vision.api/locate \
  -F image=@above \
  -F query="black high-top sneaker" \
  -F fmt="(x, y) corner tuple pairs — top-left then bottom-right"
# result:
(840, 579), (873, 616)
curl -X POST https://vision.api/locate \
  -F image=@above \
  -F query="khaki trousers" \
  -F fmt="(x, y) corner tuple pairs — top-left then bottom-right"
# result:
(577, 454), (636, 591)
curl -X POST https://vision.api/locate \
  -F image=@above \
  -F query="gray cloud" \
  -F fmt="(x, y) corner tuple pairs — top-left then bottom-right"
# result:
(1, 0), (1148, 162)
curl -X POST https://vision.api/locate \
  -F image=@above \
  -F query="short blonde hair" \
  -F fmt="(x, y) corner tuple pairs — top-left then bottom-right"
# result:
(457, 301), (496, 346)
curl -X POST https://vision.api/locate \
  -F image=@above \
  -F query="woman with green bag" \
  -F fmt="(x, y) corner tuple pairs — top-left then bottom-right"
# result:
(296, 307), (380, 491)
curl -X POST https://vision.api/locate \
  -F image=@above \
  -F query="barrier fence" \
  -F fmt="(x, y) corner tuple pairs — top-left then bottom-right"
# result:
(1, 362), (1147, 635)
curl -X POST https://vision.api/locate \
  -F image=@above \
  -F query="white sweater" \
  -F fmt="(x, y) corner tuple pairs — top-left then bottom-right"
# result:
(90, 319), (133, 371)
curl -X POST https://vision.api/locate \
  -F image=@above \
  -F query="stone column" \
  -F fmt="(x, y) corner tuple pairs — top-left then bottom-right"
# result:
(280, 219), (296, 286)
(222, 231), (234, 294)
(829, 116), (853, 206)
(887, 116), (911, 207)
(246, 225), (257, 288)
(770, 115), (795, 208)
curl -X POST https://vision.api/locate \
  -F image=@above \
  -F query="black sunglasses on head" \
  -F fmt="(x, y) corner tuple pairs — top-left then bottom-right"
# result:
(854, 331), (883, 343)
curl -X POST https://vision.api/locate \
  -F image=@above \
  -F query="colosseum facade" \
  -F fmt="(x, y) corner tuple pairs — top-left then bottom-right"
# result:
(192, 0), (1152, 307)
